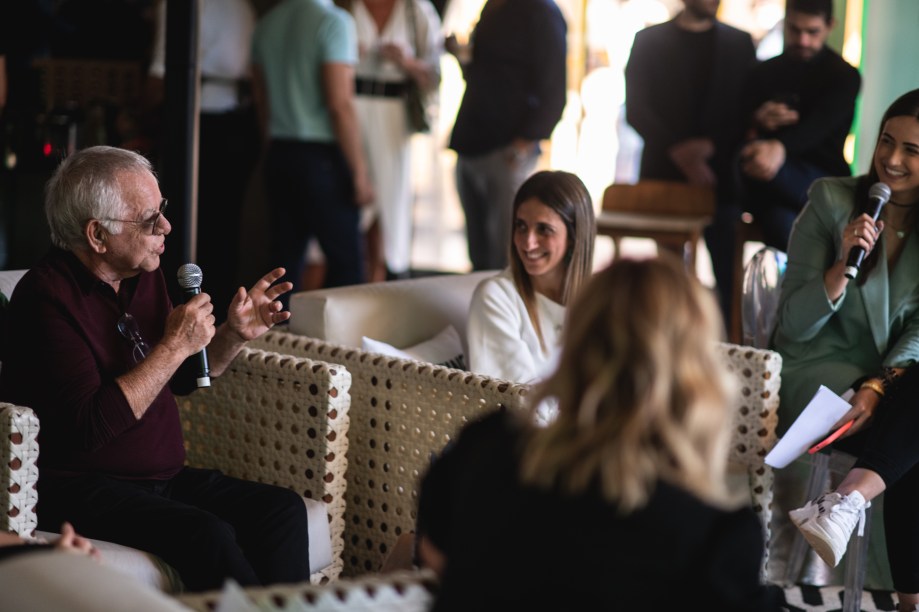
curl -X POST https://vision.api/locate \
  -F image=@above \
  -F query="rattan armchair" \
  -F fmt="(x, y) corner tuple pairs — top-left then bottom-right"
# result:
(251, 330), (530, 576)
(251, 330), (781, 580)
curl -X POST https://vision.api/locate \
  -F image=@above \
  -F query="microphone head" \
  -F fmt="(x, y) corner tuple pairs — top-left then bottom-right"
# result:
(869, 182), (892, 204)
(177, 263), (203, 290)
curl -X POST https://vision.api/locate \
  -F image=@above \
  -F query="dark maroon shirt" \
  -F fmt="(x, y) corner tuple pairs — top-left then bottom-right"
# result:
(0, 248), (192, 479)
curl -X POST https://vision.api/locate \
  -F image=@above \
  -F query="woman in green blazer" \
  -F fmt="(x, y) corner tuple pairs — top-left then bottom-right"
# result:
(773, 91), (919, 433)
(776, 88), (919, 608)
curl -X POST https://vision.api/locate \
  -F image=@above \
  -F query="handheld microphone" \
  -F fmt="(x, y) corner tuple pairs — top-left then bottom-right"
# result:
(844, 182), (892, 280)
(176, 263), (212, 388)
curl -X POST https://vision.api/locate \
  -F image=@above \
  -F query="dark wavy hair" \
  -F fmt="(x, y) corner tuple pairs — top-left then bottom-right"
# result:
(855, 88), (919, 283)
(786, 0), (833, 23)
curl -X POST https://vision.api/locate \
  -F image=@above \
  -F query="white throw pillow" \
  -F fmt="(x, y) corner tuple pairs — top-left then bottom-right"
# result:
(362, 326), (466, 370)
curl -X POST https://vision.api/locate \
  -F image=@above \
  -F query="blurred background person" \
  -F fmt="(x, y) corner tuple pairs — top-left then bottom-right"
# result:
(446, 0), (567, 272)
(733, 0), (860, 253)
(342, 0), (442, 281)
(625, 0), (756, 326)
(147, 0), (260, 322)
(252, 0), (374, 308)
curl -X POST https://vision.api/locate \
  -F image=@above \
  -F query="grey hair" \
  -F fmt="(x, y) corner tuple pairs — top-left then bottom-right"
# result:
(44, 146), (156, 251)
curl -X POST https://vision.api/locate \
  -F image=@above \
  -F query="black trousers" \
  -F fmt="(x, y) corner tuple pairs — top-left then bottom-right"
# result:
(264, 139), (364, 311)
(835, 367), (919, 593)
(196, 107), (260, 323)
(37, 466), (311, 592)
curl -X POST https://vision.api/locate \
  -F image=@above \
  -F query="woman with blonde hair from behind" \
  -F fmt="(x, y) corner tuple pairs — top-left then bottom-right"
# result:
(417, 255), (783, 610)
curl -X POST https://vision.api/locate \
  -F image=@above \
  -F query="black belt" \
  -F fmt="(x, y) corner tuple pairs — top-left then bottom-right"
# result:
(202, 75), (246, 87)
(355, 78), (407, 98)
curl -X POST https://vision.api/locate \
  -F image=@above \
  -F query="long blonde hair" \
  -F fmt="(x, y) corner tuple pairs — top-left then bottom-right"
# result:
(508, 171), (596, 351)
(520, 255), (736, 512)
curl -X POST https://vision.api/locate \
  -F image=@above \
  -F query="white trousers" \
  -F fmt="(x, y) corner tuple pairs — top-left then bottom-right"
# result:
(356, 94), (413, 274)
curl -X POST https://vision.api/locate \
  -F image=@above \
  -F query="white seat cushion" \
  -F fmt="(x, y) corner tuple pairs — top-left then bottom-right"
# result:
(288, 271), (498, 353)
(0, 551), (189, 611)
(304, 497), (331, 574)
(362, 325), (466, 369)
(35, 530), (182, 592)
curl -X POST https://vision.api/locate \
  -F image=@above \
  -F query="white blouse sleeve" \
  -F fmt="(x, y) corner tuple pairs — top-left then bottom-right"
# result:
(466, 275), (541, 384)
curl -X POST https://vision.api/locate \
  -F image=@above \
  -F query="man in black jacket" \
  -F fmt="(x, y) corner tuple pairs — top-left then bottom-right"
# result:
(625, 0), (757, 323)
(447, 0), (567, 271)
(735, 0), (860, 254)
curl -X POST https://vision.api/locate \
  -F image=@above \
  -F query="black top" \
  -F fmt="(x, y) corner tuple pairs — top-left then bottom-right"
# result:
(448, 0), (567, 156)
(625, 19), (757, 188)
(742, 46), (861, 177)
(417, 410), (783, 611)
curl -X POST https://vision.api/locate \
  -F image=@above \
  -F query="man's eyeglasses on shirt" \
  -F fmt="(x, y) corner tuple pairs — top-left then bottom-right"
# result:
(100, 199), (168, 235)
(117, 313), (151, 363)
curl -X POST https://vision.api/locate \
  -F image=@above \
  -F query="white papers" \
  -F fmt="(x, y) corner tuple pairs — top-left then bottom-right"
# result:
(764, 385), (853, 468)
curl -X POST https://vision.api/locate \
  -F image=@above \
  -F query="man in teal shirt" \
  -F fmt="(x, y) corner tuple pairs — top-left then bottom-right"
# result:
(252, 0), (374, 305)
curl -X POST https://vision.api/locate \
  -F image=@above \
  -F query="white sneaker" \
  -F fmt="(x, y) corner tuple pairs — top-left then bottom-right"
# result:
(789, 491), (870, 567)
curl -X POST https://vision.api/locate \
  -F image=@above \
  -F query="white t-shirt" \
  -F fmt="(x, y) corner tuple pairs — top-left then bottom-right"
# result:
(149, 0), (256, 113)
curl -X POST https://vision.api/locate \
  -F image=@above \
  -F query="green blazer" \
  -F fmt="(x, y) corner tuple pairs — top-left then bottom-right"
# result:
(772, 176), (919, 432)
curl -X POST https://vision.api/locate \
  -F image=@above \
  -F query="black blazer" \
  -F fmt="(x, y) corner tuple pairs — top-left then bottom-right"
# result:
(741, 46), (861, 178)
(625, 19), (757, 186)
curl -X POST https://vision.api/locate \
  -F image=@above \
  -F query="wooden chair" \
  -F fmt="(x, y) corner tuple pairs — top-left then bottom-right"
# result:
(597, 180), (715, 275)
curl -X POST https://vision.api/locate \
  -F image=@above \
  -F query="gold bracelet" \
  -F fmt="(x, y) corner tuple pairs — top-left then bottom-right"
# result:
(860, 379), (886, 397)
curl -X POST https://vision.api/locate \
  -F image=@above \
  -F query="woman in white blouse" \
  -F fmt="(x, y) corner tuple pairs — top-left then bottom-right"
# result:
(467, 170), (596, 387)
